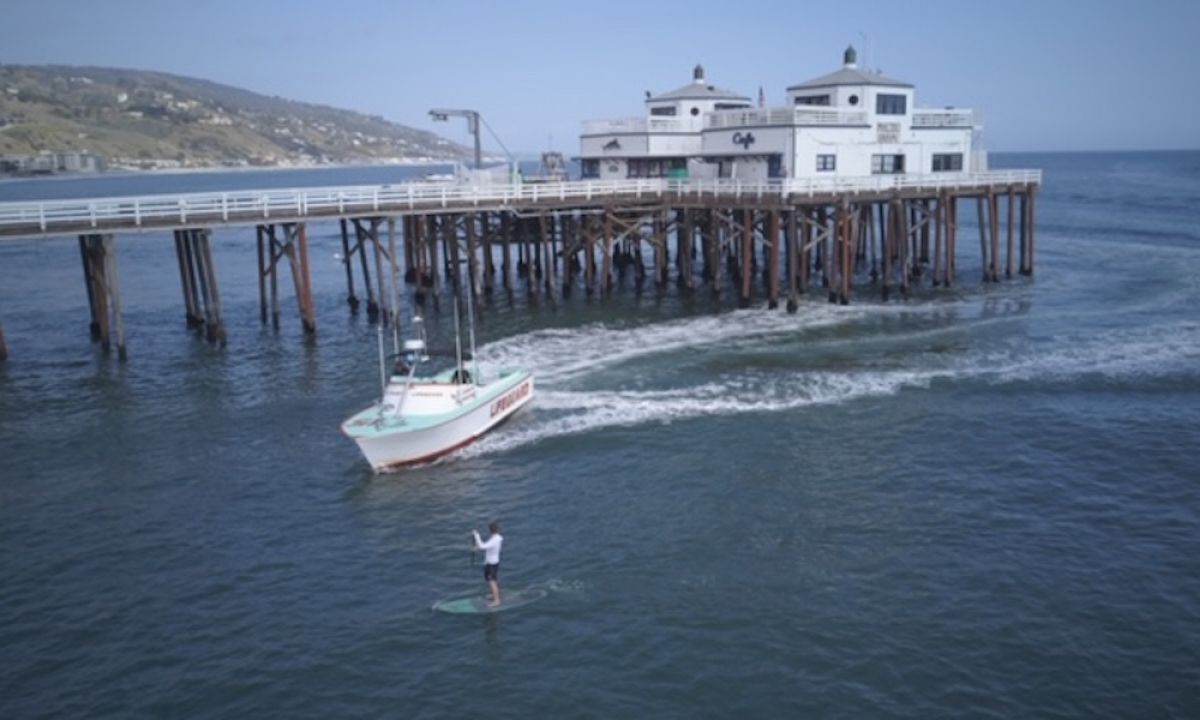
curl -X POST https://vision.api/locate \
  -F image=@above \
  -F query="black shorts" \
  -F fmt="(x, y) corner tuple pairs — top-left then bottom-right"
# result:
(483, 563), (500, 582)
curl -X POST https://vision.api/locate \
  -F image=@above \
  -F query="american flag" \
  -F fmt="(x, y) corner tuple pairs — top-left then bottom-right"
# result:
(758, 86), (765, 108)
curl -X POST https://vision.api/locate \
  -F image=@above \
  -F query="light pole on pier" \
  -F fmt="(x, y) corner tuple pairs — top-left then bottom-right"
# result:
(429, 108), (482, 170)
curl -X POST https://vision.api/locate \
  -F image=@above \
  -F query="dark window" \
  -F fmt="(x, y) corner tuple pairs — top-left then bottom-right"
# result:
(714, 102), (750, 110)
(871, 154), (905, 174)
(768, 154), (784, 178)
(650, 106), (676, 116)
(581, 159), (600, 178)
(795, 94), (831, 106)
(848, 94), (859, 106)
(932, 153), (963, 172)
(876, 93), (907, 115)
(627, 158), (684, 178)
(690, 107), (700, 116)
(816, 154), (836, 172)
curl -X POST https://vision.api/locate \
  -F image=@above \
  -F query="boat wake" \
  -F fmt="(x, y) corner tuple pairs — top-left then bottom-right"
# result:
(461, 302), (1199, 459)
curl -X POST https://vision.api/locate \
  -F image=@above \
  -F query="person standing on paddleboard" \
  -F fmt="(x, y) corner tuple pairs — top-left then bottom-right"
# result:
(473, 522), (503, 607)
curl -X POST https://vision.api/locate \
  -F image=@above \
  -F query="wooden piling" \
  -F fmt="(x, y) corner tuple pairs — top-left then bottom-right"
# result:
(102, 234), (127, 359)
(387, 218), (400, 330)
(601, 208), (614, 294)
(740, 209), (754, 307)
(881, 203), (893, 301)
(175, 230), (202, 328)
(466, 213), (481, 300)
(353, 219), (378, 316)
(1006, 187), (1015, 279)
(976, 196), (989, 283)
(1027, 188), (1037, 276)
(680, 209), (694, 289)
(255, 227), (268, 324)
(196, 230), (225, 345)
(371, 219), (388, 323)
(500, 213), (514, 292)
(767, 209), (780, 309)
(267, 225), (280, 328)
(296, 224), (315, 333)
(79, 236), (101, 338)
(481, 213), (495, 294)
(786, 209), (799, 312)
(340, 219), (359, 309)
(897, 201), (910, 298)
(932, 196), (944, 287)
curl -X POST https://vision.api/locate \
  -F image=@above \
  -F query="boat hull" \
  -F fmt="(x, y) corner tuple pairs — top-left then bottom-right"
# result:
(343, 372), (533, 471)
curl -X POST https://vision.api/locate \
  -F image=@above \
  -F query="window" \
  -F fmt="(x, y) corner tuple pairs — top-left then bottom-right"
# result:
(932, 153), (963, 172)
(816, 154), (836, 172)
(581, 159), (600, 178)
(848, 94), (859, 106)
(690, 107), (700, 116)
(795, 94), (831, 106)
(871, 154), (905, 174)
(876, 93), (907, 115)
(768, 154), (784, 178)
(627, 158), (685, 178)
(714, 102), (750, 110)
(650, 106), (676, 116)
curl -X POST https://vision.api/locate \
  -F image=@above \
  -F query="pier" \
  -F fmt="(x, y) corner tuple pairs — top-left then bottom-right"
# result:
(0, 171), (1038, 360)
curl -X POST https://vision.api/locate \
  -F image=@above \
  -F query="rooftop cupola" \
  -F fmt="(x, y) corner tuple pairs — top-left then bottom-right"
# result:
(693, 64), (705, 84)
(843, 45), (858, 69)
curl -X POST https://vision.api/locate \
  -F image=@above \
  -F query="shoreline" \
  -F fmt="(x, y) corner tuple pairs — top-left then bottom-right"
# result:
(0, 159), (465, 184)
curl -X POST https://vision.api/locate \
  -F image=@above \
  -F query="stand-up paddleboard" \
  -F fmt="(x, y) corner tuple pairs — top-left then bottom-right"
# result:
(433, 587), (548, 614)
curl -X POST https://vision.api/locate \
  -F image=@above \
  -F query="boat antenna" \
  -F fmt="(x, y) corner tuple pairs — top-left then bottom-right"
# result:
(377, 321), (387, 399)
(465, 260), (480, 385)
(452, 288), (464, 384)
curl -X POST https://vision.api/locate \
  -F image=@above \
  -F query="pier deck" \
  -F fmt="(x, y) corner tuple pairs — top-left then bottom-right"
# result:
(0, 171), (1040, 360)
(0, 172), (1038, 239)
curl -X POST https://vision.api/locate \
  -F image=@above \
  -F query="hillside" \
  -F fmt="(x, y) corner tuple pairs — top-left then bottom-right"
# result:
(0, 65), (473, 169)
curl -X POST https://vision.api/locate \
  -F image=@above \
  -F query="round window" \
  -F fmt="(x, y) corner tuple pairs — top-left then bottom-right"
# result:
(690, 107), (700, 116)
(849, 94), (859, 106)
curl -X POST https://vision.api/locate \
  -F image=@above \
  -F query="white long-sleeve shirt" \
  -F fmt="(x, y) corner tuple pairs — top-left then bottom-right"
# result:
(473, 531), (503, 565)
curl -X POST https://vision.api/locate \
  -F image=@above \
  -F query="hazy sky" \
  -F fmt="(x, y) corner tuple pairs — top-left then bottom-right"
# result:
(3, 0), (1198, 154)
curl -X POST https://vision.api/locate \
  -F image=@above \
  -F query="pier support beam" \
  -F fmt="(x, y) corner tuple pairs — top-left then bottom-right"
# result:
(175, 230), (204, 328)
(740, 209), (754, 308)
(80, 234), (128, 359)
(767, 209), (780, 309)
(339, 219), (359, 310)
(261, 223), (316, 334)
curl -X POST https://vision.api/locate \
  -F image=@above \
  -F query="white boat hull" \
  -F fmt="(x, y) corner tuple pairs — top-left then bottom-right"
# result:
(343, 373), (533, 471)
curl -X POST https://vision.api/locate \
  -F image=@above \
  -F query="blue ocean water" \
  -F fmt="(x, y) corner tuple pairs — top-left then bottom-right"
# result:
(0, 152), (1198, 718)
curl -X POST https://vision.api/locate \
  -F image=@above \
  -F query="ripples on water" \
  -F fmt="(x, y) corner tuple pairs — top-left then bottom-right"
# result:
(1, 153), (1199, 718)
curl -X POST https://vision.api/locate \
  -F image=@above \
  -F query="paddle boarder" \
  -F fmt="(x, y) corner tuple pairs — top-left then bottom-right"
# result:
(472, 522), (503, 607)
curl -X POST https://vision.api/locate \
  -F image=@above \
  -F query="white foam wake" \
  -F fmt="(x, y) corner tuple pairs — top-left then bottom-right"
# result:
(459, 305), (1199, 459)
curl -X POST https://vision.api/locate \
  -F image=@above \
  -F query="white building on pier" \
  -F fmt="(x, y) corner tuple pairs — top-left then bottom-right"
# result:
(580, 47), (982, 182)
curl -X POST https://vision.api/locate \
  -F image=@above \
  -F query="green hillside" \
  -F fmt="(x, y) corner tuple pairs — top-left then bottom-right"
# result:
(0, 65), (472, 169)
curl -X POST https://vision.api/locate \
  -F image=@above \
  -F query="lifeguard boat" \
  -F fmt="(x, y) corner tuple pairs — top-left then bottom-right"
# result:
(341, 309), (533, 470)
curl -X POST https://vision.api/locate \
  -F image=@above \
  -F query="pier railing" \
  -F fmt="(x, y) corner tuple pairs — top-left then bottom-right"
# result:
(0, 170), (1041, 239)
(705, 107), (871, 129)
(581, 116), (705, 134)
(911, 109), (978, 128)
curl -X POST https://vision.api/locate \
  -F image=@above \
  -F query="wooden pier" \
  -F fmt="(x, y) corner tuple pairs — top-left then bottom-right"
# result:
(0, 172), (1039, 359)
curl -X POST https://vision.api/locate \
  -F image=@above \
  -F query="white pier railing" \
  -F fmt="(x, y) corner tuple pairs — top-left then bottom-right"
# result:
(0, 170), (1041, 239)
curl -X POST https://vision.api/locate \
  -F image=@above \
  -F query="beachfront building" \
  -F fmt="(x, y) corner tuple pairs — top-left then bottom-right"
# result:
(579, 65), (752, 181)
(580, 47), (982, 182)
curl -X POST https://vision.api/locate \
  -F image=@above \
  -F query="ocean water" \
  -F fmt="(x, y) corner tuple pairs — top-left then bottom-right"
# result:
(1, 152), (1198, 718)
